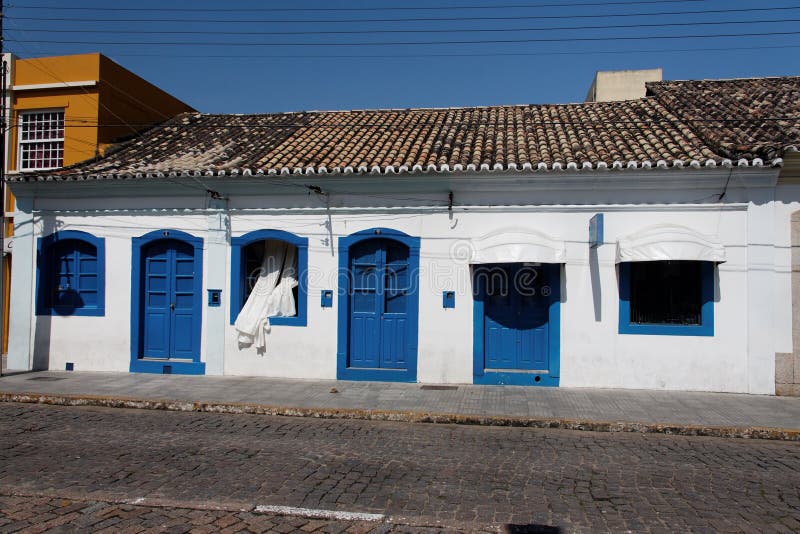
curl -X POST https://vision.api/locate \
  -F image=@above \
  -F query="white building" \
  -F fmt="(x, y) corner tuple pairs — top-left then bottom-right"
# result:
(6, 76), (800, 395)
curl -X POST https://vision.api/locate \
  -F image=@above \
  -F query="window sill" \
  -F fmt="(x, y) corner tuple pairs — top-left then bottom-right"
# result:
(37, 307), (105, 317)
(619, 322), (713, 336)
(267, 315), (307, 327)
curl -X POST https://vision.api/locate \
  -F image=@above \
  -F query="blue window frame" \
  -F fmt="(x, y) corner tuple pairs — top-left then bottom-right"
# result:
(619, 260), (714, 336)
(37, 230), (105, 316)
(230, 229), (308, 327)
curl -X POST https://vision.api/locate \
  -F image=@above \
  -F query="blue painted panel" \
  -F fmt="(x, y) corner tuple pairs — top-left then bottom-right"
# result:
(349, 239), (385, 369)
(142, 239), (197, 360)
(337, 228), (419, 382)
(442, 291), (455, 309)
(36, 230), (105, 317)
(171, 244), (196, 360)
(143, 245), (170, 358)
(483, 264), (549, 371)
(589, 213), (604, 248)
(473, 263), (560, 386)
(131, 230), (204, 375)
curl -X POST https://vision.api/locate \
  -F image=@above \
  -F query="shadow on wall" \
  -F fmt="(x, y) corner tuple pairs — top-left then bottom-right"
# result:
(32, 315), (51, 371)
(589, 247), (601, 321)
(31, 217), (63, 371)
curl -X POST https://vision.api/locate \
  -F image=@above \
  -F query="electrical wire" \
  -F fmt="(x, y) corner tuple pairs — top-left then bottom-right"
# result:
(1, 0), (708, 13)
(6, 5), (800, 25)
(8, 17), (800, 37)
(10, 30), (800, 47)
(9, 43), (798, 60)
(7, 38), (188, 127)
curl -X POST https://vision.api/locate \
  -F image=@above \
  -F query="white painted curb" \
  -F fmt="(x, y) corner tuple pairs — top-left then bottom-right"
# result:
(254, 505), (385, 522)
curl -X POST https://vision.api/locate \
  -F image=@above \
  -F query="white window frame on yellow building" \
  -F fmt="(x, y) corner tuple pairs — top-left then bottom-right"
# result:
(17, 108), (65, 171)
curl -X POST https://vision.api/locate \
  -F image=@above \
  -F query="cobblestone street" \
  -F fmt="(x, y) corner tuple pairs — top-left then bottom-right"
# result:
(1, 403), (799, 532)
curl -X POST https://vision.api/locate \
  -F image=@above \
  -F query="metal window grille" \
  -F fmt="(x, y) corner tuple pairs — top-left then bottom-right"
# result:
(629, 261), (702, 325)
(19, 110), (65, 170)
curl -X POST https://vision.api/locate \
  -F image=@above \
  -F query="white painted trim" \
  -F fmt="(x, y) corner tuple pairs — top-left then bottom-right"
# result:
(253, 505), (384, 522)
(616, 223), (726, 263)
(11, 80), (97, 91)
(30, 203), (750, 215)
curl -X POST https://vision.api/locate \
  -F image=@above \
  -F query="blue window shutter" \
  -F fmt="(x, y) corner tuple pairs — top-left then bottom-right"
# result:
(37, 231), (105, 317)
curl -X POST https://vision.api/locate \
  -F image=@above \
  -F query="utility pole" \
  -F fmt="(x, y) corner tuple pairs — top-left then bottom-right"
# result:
(1, 4), (6, 376)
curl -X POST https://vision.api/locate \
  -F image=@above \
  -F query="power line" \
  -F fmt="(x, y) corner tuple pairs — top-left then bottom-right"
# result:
(10, 43), (796, 60)
(6, 5), (800, 25)
(8, 38), (188, 123)
(8, 17), (800, 37)
(7, 115), (797, 136)
(9, 30), (800, 48)
(8, 44), (151, 138)
(0, 0), (708, 12)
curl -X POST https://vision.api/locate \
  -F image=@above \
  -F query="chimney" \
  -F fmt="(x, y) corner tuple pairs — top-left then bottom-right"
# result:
(585, 68), (663, 102)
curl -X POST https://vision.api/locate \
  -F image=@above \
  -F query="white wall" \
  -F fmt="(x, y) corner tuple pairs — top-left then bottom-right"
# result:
(9, 168), (790, 394)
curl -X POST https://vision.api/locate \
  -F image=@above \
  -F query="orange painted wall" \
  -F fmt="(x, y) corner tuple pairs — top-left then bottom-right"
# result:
(2, 53), (194, 356)
(10, 54), (104, 169)
(9, 53), (195, 170)
(97, 55), (194, 152)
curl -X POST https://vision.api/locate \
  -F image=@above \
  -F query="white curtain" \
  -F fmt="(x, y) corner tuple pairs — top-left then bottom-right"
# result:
(234, 240), (298, 350)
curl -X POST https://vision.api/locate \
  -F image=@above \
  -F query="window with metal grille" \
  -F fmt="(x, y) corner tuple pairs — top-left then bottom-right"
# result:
(19, 110), (65, 171)
(619, 260), (714, 336)
(630, 261), (701, 325)
(37, 231), (105, 316)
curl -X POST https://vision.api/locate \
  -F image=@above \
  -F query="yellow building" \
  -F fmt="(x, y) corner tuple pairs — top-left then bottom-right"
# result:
(1, 52), (195, 356)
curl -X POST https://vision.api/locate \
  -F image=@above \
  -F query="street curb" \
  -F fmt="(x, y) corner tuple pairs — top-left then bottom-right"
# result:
(2, 390), (799, 441)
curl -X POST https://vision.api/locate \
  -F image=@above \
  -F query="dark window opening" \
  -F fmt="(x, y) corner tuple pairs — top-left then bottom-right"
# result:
(629, 260), (702, 325)
(241, 240), (298, 316)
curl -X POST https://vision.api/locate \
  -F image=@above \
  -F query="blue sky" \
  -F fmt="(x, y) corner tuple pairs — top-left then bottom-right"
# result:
(4, 0), (800, 113)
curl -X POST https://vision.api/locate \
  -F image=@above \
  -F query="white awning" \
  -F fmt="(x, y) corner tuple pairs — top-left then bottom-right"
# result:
(468, 228), (566, 264)
(616, 224), (726, 263)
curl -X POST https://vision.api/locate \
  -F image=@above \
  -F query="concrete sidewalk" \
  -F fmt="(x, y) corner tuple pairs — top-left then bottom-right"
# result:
(2, 370), (800, 440)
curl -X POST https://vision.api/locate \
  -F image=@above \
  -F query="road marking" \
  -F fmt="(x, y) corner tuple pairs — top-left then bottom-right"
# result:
(254, 505), (384, 522)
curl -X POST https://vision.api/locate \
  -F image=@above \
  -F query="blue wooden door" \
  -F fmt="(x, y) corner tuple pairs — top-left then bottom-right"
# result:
(482, 264), (550, 371)
(142, 239), (198, 360)
(349, 239), (410, 370)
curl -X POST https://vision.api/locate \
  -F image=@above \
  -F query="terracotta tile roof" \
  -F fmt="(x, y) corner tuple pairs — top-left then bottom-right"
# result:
(12, 76), (799, 183)
(646, 76), (800, 162)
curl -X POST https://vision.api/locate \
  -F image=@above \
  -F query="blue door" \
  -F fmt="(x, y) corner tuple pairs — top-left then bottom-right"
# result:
(480, 264), (552, 372)
(141, 239), (199, 360)
(349, 238), (409, 370)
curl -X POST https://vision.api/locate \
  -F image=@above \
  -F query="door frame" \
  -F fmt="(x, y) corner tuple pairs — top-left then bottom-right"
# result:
(130, 229), (205, 375)
(336, 228), (420, 382)
(472, 263), (561, 386)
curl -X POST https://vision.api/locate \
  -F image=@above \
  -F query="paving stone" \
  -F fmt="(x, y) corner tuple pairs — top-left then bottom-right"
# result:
(0, 403), (799, 532)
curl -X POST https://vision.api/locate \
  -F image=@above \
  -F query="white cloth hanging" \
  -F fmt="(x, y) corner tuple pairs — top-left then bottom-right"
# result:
(234, 240), (298, 350)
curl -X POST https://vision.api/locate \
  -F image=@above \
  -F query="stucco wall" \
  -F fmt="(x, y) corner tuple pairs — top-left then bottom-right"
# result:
(7, 168), (789, 394)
